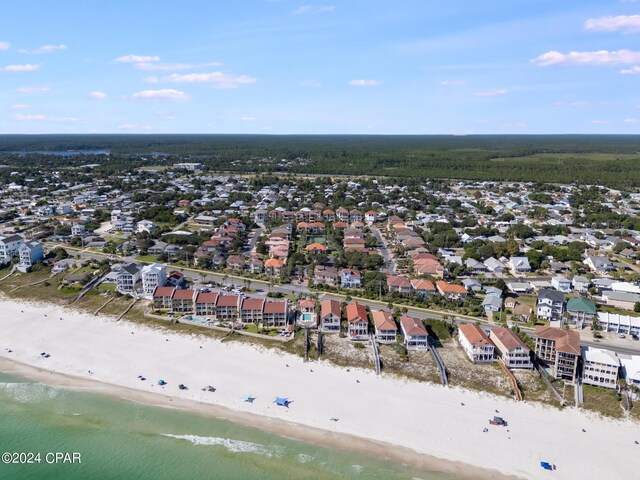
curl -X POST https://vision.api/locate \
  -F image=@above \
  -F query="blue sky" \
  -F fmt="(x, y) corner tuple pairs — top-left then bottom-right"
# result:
(1, 0), (640, 134)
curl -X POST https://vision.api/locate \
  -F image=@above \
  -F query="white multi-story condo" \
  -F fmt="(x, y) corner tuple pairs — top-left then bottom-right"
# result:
(582, 347), (620, 390)
(0, 234), (25, 264)
(141, 263), (166, 297)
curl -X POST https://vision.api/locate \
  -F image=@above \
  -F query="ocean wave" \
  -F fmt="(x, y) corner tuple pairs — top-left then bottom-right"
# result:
(0, 382), (64, 404)
(297, 453), (315, 464)
(162, 434), (285, 457)
(351, 464), (364, 474)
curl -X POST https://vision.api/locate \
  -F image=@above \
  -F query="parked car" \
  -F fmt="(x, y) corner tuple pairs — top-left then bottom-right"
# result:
(619, 333), (626, 339)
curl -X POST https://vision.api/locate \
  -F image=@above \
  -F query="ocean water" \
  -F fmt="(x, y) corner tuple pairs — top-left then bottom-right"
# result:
(0, 372), (454, 480)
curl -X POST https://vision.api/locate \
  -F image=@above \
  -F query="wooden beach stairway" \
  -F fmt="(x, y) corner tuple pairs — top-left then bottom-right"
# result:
(498, 359), (523, 401)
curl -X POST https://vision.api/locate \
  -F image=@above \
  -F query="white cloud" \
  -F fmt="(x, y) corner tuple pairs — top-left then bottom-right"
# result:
(440, 79), (466, 86)
(1, 64), (40, 72)
(293, 4), (335, 15)
(591, 120), (609, 125)
(348, 79), (382, 87)
(474, 89), (507, 97)
(133, 61), (222, 71)
(131, 89), (190, 100)
(0, 42), (9, 50)
(19, 44), (67, 54)
(585, 15), (640, 33)
(164, 71), (256, 89)
(532, 49), (640, 66)
(621, 65), (640, 74)
(118, 123), (152, 130)
(9, 104), (28, 110)
(16, 86), (50, 93)
(88, 91), (107, 100)
(115, 54), (160, 63)
(624, 118), (638, 124)
(16, 114), (80, 123)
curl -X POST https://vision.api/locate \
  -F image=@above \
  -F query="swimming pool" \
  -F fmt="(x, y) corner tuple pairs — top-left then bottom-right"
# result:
(184, 315), (210, 324)
(302, 313), (315, 322)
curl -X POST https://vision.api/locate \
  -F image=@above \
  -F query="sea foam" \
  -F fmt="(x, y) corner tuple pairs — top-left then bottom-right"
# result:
(162, 434), (285, 457)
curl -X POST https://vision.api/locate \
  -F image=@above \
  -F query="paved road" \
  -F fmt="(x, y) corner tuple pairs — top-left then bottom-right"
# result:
(371, 227), (395, 274)
(244, 227), (263, 254)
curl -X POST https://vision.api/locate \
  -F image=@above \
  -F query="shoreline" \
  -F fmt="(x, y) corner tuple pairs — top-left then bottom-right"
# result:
(0, 356), (512, 480)
(1, 297), (639, 480)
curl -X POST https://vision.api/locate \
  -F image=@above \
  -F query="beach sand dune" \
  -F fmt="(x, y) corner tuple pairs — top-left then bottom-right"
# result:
(0, 299), (638, 480)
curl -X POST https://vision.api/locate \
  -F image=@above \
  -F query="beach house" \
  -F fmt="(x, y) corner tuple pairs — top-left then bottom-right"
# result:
(458, 324), (495, 364)
(436, 281), (467, 301)
(0, 234), (25, 264)
(566, 297), (597, 329)
(372, 310), (398, 344)
(320, 299), (341, 333)
(116, 263), (141, 294)
(141, 263), (166, 297)
(346, 301), (369, 341)
(400, 315), (429, 350)
(17, 240), (44, 272)
(582, 346), (620, 390)
(596, 312), (640, 336)
(489, 327), (532, 369)
(536, 289), (565, 324)
(535, 326), (581, 382)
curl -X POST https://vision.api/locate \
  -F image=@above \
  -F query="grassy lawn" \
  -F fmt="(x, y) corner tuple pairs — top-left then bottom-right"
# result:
(97, 283), (116, 293)
(137, 255), (159, 263)
(582, 384), (623, 418)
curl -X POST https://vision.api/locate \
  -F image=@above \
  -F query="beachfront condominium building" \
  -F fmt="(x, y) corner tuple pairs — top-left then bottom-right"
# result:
(372, 310), (398, 344)
(17, 240), (44, 272)
(116, 263), (141, 294)
(152, 286), (175, 310)
(489, 327), (532, 369)
(535, 326), (581, 382)
(263, 300), (288, 328)
(346, 301), (369, 341)
(0, 234), (25, 264)
(171, 289), (195, 313)
(581, 347), (620, 390)
(536, 289), (565, 324)
(320, 299), (341, 333)
(141, 263), (167, 297)
(215, 294), (240, 320)
(194, 291), (218, 316)
(240, 297), (265, 324)
(400, 315), (429, 350)
(458, 324), (495, 364)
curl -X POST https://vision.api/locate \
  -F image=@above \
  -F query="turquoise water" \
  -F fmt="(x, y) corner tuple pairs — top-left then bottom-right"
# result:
(302, 313), (314, 321)
(184, 315), (210, 324)
(0, 372), (455, 480)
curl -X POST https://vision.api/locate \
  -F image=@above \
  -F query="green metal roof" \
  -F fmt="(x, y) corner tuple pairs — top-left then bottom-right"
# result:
(566, 296), (597, 314)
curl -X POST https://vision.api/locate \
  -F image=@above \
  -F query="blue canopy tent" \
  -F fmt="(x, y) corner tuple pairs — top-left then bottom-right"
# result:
(540, 461), (552, 470)
(157, 379), (167, 386)
(274, 397), (290, 407)
(243, 395), (255, 403)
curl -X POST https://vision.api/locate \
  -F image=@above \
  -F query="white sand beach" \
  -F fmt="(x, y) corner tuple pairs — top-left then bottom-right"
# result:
(1, 298), (638, 480)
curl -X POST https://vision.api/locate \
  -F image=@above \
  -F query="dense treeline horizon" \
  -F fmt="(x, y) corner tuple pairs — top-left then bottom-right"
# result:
(1, 134), (640, 187)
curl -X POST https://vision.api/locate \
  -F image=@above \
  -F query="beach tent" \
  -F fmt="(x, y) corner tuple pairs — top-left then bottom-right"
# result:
(243, 395), (255, 403)
(274, 397), (290, 407)
(540, 461), (552, 471)
(157, 379), (167, 386)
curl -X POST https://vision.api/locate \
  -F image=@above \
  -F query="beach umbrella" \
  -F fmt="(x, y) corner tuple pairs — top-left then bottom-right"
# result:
(242, 395), (255, 403)
(274, 397), (290, 407)
(158, 379), (167, 386)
